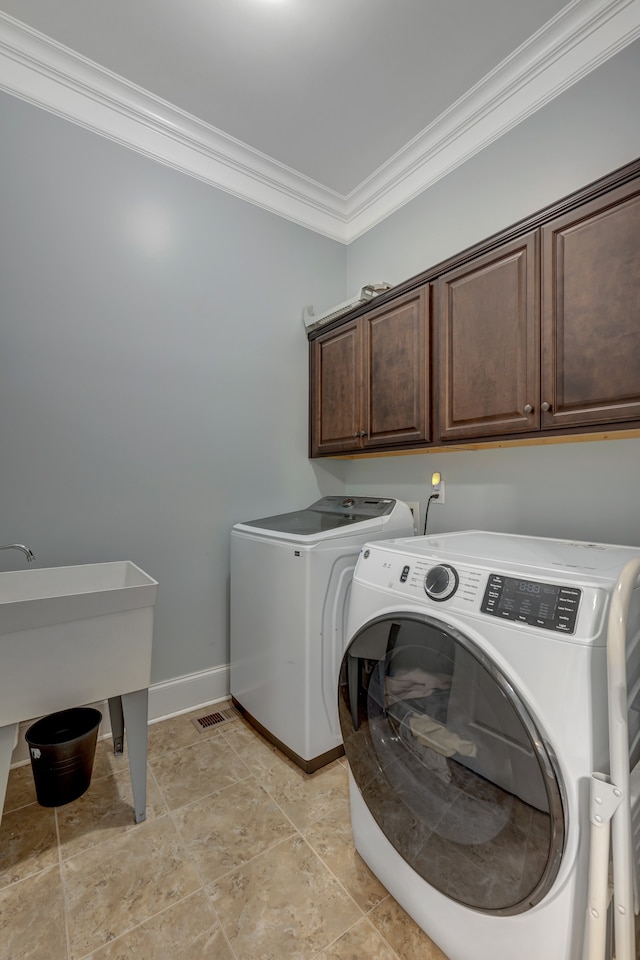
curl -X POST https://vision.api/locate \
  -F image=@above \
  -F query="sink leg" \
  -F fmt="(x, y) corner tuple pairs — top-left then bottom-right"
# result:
(0, 723), (19, 829)
(122, 688), (149, 824)
(108, 696), (125, 755)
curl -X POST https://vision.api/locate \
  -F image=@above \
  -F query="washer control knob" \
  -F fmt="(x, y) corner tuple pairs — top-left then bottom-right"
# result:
(424, 564), (459, 601)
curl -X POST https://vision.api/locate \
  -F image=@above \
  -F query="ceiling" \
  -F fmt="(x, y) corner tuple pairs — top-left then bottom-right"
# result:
(1, 0), (639, 240)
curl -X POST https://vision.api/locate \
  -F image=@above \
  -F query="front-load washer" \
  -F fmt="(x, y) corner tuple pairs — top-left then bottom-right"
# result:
(338, 530), (640, 960)
(230, 496), (414, 772)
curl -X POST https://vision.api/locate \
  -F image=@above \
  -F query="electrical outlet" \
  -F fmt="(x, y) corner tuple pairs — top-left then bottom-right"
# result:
(407, 501), (420, 533)
(432, 478), (445, 504)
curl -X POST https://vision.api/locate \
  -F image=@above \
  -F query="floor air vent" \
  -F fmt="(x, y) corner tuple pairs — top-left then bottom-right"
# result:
(191, 704), (241, 732)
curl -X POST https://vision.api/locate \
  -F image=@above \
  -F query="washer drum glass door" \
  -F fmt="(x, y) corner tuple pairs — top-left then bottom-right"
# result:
(339, 614), (566, 915)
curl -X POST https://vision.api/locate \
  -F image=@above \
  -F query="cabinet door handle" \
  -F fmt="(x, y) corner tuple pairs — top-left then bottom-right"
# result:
(523, 404), (533, 414)
(541, 401), (551, 412)
(353, 432), (360, 438)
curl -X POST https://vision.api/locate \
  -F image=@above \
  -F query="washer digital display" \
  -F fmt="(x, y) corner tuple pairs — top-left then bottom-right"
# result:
(481, 573), (581, 633)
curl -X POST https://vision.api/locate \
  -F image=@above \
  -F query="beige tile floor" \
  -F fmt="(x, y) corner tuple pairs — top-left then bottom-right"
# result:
(0, 704), (448, 960)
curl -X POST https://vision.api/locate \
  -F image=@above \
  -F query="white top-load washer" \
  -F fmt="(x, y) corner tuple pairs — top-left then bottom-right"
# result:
(339, 530), (640, 960)
(230, 495), (414, 771)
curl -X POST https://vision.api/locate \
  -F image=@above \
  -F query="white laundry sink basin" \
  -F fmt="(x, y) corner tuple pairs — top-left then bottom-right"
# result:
(0, 561), (158, 726)
(0, 561), (157, 633)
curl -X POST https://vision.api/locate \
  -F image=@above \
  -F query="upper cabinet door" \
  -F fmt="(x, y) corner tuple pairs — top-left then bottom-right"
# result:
(362, 286), (431, 449)
(541, 179), (640, 429)
(437, 232), (539, 441)
(310, 319), (362, 457)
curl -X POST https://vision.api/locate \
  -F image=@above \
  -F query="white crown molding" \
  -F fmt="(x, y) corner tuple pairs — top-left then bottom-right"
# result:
(0, 12), (348, 240)
(344, 0), (640, 240)
(0, 0), (638, 245)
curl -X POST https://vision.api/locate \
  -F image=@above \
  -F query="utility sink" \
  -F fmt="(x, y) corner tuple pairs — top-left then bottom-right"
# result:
(0, 561), (158, 726)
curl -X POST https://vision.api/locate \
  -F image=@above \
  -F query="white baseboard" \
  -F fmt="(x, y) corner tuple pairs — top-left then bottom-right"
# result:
(147, 663), (230, 722)
(10, 663), (230, 766)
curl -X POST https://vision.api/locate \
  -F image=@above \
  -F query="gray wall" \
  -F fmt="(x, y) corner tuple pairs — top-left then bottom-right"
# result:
(0, 91), (346, 684)
(2, 37), (640, 703)
(345, 39), (640, 548)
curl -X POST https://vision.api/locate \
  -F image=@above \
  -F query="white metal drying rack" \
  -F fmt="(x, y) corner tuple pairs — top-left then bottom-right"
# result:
(586, 558), (640, 960)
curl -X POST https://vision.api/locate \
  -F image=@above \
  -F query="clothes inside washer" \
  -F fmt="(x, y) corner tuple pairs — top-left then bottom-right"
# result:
(407, 713), (477, 757)
(385, 666), (451, 703)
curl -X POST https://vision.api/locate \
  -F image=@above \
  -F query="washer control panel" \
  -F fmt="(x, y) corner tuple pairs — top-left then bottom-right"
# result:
(353, 538), (610, 641)
(481, 573), (581, 634)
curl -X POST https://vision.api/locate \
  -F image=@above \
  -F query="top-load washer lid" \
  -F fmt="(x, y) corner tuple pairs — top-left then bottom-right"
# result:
(235, 496), (398, 539)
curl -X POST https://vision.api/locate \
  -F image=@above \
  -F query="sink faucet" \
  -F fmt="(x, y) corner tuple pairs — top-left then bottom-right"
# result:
(0, 543), (35, 563)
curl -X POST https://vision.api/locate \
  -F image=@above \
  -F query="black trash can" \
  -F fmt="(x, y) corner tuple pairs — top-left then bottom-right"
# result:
(25, 707), (102, 807)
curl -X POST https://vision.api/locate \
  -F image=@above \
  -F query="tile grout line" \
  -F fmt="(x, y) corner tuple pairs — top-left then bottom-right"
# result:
(147, 730), (255, 811)
(299, 827), (367, 909)
(309, 913), (405, 960)
(160, 765), (242, 960)
(167, 769), (300, 959)
(215, 723), (314, 842)
(145, 713), (235, 762)
(208, 728), (383, 959)
(5, 713), (428, 960)
(54, 806), (73, 960)
(69, 748), (240, 960)
(170, 775), (300, 878)
(242, 746), (405, 959)
(56, 744), (200, 958)
(55, 800), (160, 867)
(72, 890), (218, 960)
(93, 723), (305, 958)
(169, 724), (359, 957)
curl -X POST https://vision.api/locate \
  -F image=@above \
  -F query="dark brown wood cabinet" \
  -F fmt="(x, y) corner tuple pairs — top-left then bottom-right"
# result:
(308, 158), (640, 457)
(437, 179), (640, 443)
(309, 319), (361, 456)
(437, 232), (539, 441)
(310, 287), (430, 457)
(541, 178), (640, 429)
